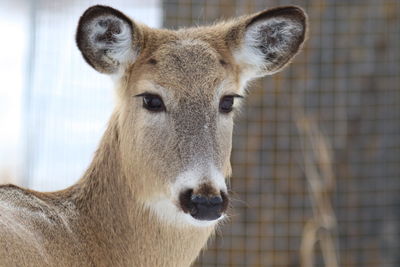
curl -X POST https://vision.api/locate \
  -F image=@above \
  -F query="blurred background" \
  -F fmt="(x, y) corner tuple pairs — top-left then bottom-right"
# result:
(0, 0), (399, 266)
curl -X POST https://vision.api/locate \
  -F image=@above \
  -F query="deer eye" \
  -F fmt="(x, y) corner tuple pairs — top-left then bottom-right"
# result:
(136, 93), (166, 112)
(219, 95), (235, 113)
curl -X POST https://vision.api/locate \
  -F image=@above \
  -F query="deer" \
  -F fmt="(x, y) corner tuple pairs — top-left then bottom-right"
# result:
(0, 5), (307, 267)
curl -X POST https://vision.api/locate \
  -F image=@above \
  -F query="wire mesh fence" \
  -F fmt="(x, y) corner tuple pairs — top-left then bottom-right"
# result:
(1, 0), (398, 266)
(163, 0), (400, 266)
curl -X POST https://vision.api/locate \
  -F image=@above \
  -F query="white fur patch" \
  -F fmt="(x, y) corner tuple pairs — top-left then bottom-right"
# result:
(209, 165), (228, 193)
(171, 164), (228, 198)
(171, 168), (201, 197)
(146, 198), (223, 227)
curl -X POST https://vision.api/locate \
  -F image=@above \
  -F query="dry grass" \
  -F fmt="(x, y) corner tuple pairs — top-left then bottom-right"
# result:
(296, 114), (339, 267)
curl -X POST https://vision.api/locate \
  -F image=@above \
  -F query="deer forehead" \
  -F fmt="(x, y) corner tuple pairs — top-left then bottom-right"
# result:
(128, 38), (233, 98)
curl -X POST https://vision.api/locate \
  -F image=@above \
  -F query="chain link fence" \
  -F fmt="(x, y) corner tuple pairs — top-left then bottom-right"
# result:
(163, 0), (400, 266)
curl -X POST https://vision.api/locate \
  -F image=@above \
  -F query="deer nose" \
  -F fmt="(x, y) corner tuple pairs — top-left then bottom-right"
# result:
(179, 189), (228, 221)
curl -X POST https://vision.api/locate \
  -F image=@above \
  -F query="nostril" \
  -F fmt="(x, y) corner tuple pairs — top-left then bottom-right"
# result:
(209, 196), (223, 205)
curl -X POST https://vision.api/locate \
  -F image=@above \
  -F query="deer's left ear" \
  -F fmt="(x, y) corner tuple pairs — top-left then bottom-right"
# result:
(228, 6), (307, 79)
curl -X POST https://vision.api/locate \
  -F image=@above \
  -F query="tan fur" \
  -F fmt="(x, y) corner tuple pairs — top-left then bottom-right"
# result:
(0, 5), (307, 267)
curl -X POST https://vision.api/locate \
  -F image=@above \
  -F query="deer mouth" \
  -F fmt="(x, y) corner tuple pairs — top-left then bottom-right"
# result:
(179, 188), (229, 221)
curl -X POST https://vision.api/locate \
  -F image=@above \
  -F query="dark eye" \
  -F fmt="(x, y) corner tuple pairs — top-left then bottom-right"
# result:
(219, 95), (234, 113)
(136, 93), (166, 112)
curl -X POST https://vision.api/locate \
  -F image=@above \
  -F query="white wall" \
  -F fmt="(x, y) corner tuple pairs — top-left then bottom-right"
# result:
(0, 0), (161, 190)
(0, 0), (30, 184)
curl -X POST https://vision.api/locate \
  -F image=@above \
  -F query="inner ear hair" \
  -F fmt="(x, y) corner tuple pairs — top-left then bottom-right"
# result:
(76, 5), (139, 74)
(234, 6), (307, 77)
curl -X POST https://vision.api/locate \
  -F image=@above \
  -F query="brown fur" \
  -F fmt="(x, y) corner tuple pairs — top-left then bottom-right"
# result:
(0, 5), (307, 266)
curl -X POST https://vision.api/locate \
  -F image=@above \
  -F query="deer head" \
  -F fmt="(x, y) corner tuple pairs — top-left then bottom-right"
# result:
(76, 5), (307, 227)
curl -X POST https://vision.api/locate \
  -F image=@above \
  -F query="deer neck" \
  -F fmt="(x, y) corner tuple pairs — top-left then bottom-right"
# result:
(69, 113), (214, 266)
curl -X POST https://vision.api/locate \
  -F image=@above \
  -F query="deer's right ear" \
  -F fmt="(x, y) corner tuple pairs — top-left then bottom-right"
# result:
(76, 5), (142, 74)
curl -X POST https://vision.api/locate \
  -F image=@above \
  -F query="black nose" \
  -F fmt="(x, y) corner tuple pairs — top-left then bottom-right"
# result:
(179, 190), (229, 221)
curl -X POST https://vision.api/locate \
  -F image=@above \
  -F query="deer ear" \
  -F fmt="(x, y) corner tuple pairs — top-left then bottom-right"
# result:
(229, 6), (307, 79)
(76, 5), (142, 74)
